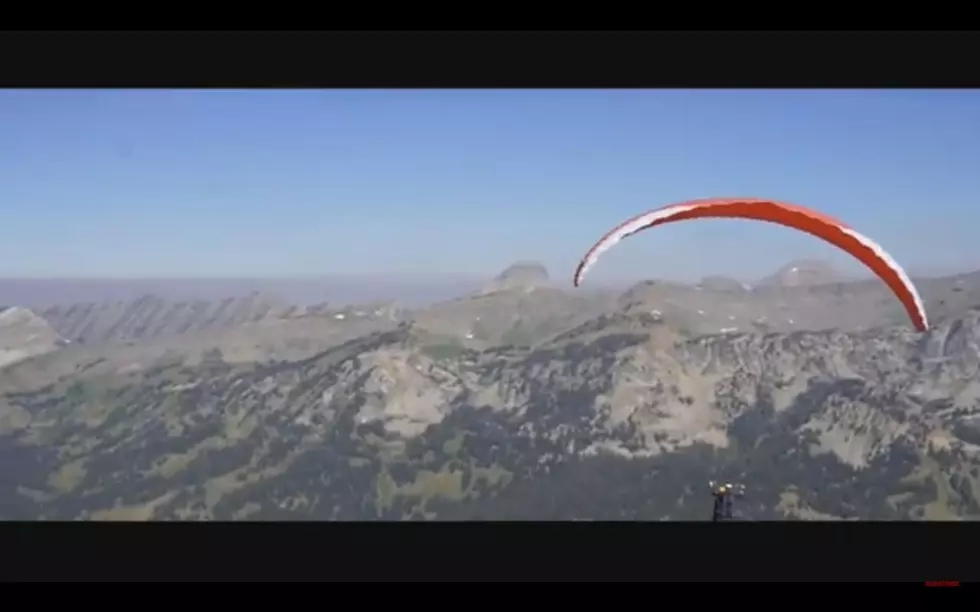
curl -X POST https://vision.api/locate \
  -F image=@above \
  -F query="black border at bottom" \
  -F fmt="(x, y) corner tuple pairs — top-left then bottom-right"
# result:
(4, 522), (977, 582)
(2, 31), (980, 87)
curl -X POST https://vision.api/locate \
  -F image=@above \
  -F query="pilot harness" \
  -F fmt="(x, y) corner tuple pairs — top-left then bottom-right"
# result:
(709, 481), (744, 521)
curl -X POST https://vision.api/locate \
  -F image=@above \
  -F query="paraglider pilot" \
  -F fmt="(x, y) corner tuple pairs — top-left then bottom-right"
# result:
(709, 481), (744, 521)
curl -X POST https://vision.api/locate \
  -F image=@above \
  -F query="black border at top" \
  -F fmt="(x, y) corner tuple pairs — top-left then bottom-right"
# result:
(2, 31), (979, 87)
(4, 522), (979, 582)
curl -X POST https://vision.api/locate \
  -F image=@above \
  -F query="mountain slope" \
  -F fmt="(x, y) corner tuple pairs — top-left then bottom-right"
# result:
(2, 304), (979, 521)
(39, 292), (290, 345)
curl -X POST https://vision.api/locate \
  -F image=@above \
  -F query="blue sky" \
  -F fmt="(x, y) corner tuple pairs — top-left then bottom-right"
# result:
(1, 89), (977, 283)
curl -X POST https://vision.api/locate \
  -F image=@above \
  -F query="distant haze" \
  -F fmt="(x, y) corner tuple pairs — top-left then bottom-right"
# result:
(3, 261), (975, 311)
(0, 275), (487, 309)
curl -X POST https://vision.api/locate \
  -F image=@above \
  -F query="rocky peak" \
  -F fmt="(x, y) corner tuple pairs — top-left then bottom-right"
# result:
(758, 259), (843, 288)
(480, 262), (550, 294)
(697, 275), (748, 292)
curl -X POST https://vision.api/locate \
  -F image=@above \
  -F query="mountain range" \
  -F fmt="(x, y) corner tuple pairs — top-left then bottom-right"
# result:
(1, 259), (979, 520)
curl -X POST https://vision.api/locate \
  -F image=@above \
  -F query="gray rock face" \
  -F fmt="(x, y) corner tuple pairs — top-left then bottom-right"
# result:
(39, 292), (290, 345)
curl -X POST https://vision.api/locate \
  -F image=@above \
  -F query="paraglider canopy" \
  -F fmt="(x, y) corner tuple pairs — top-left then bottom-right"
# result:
(573, 197), (929, 332)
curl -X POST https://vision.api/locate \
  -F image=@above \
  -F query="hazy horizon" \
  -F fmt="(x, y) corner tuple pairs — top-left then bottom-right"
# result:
(2, 89), (979, 284)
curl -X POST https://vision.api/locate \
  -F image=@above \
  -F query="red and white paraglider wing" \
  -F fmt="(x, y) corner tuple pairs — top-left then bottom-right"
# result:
(572, 197), (929, 332)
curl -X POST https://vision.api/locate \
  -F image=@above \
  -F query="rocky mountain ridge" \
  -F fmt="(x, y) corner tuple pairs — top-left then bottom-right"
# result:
(12, 261), (980, 356)
(2, 301), (979, 520)
(38, 292), (291, 345)
(2, 260), (980, 521)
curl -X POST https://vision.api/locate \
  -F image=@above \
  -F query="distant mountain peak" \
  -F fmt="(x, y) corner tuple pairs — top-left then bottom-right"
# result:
(758, 259), (843, 288)
(697, 275), (748, 292)
(480, 262), (550, 294)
